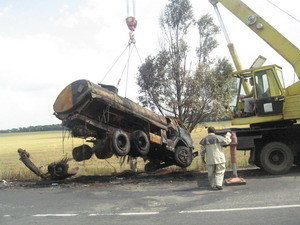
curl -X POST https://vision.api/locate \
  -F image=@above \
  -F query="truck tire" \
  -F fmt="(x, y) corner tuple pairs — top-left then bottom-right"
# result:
(130, 130), (150, 156)
(260, 142), (293, 175)
(174, 146), (192, 168)
(144, 162), (159, 172)
(111, 129), (130, 156)
(48, 162), (69, 179)
(94, 138), (114, 159)
(72, 144), (93, 161)
(254, 150), (261, 168)
(293, 154), (300, 166)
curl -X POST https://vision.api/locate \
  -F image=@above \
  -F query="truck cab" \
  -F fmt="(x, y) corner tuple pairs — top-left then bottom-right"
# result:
(230, 65), (285, 125)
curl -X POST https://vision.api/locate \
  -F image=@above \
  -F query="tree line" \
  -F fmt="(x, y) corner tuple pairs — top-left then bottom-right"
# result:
(0, 124), (63, 133)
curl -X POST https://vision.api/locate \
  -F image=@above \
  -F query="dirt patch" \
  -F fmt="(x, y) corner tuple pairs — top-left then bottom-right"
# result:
(1, 168), (202, 189)
(2, 166), (299, 190)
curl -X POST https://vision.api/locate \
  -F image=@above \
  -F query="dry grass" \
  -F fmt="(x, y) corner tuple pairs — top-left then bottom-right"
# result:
(0, 130), (150, 180)
(189, 121), (250, 171)
(0, 122), (251, 180)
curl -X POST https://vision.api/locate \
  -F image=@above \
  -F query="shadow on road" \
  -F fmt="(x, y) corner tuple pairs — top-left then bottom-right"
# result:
(227, 166), (300, 179)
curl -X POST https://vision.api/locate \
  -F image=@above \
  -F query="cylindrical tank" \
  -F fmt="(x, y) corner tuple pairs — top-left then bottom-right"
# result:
(53, 79), (168, 130)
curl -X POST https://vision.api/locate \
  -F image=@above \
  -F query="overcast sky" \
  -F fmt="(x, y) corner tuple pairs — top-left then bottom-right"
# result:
(0, 0), (299, 130)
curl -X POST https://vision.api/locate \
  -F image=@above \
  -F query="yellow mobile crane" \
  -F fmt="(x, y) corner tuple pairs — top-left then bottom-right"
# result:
(209, 0), (300, 174)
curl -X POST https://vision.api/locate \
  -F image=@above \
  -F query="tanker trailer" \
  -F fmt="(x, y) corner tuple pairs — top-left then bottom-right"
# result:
(53, 79), (194, 171)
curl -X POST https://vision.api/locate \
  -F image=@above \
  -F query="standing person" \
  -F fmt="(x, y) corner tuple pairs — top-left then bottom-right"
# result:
(200, 127), (231, 190)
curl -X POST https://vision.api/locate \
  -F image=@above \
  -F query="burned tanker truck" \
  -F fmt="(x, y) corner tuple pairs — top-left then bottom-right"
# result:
(53, 79), (194, 171)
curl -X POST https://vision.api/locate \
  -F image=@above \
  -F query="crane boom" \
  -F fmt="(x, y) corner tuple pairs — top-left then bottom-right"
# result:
(209, 0), (300, 79)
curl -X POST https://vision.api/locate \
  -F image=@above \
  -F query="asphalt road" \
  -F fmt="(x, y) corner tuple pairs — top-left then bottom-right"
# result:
(1, 167), (300, 225)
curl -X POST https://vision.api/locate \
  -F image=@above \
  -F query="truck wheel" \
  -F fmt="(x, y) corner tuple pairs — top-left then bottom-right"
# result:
(254, 150), (261, 168)
(72, 144), (93, 161)
(131, 130), (150, 156)
(293, 154), (300, 166)
(111, 129), (130, 156)
(260, 142), (293, 175)
(174, 146), (192, 168)
(144, 162), (159, 172)
(48, 162), (69, 179)
(94, 138), (114, 159)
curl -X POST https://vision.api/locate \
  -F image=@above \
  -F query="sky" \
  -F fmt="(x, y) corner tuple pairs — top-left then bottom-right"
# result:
(0, 0), (299, 130)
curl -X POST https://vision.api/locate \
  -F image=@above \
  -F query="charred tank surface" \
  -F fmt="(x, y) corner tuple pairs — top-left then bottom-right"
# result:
(54, 79), (168, 135)
(54, 79), (194, 171)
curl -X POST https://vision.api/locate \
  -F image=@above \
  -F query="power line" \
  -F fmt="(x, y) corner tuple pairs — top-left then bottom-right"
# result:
(265, 0), (300, 23)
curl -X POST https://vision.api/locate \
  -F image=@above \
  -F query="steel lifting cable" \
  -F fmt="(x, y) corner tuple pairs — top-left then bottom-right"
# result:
(116, 0), (138, 89)
(127, 0), (135, 17)
(100, 44), (130, 84)
(133, 43), (143, 64)
(117, 42), (134, 86)
(125, 42), (144, 96)
(116, 42), (143, 97)
(132, 0), (136, 17)
(127, 0), (130, 16)
(101, 0), (143, 95)
(125, 42), (132, 97)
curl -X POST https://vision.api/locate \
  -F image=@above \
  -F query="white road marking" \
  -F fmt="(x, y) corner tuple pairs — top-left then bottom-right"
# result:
(33, 214), (78, 217)
(3, 215), (11, 217)
(89, 213), (100, 216)
(89, 213), (114, 216)
(179, 204), (300, 214)
(89, 212), (159, 216)
(118, 212), (159, 216)
(29, 205), (300, 217)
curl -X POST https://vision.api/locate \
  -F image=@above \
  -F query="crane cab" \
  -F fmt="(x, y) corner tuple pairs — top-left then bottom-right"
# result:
(230, 65), (285, 125)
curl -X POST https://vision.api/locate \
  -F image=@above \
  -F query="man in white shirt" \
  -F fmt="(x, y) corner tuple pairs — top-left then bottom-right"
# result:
(200, 127), (231, 190)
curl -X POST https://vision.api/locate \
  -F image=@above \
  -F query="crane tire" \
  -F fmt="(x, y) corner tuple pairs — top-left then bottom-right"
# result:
(260, 142), (293, 175)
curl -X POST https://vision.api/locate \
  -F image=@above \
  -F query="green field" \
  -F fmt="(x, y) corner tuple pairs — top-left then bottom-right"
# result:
(0, 122), (251, 180)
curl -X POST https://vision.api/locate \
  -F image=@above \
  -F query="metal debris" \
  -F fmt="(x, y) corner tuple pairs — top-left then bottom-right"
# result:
(18, 148), (78, 180)
(1, 180), (9, 186)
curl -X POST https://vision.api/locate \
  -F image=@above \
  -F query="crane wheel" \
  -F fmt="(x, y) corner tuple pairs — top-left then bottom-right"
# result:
(260, 142), (293, 175)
